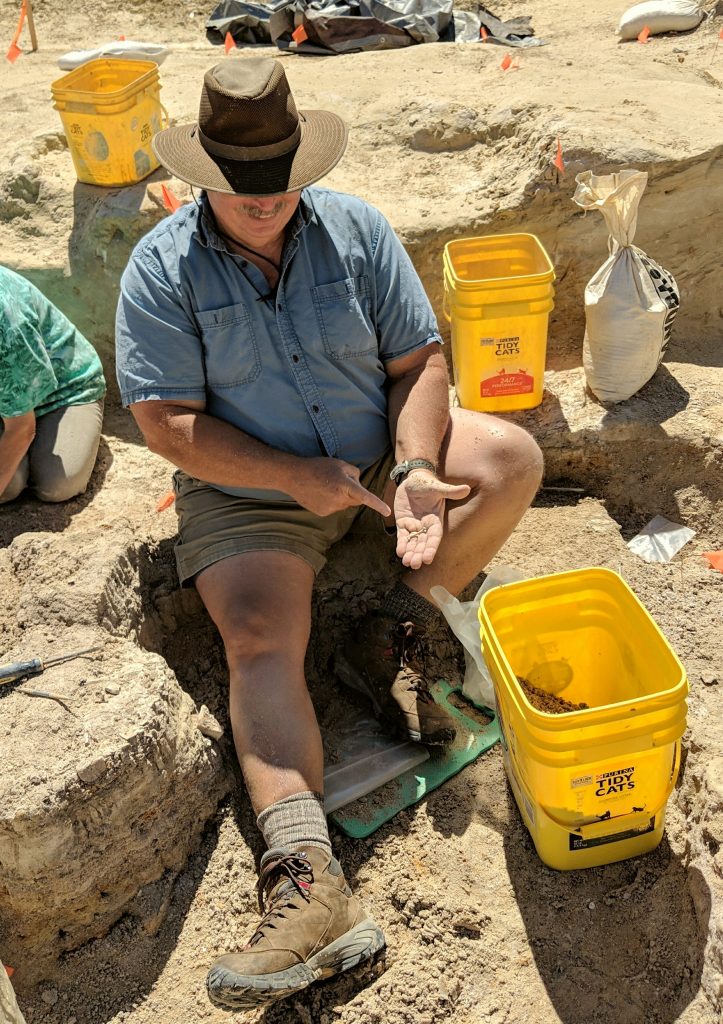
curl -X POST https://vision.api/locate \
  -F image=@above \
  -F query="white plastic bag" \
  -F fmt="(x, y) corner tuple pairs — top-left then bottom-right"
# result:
(618, 1), (704, 40)
(573, 169), (680, 404)
(627, 515), (696, 562)
(431, 566), (525, 708)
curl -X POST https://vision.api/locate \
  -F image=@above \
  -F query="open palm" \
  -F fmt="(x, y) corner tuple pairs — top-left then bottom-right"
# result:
(394, 471), (470, 569)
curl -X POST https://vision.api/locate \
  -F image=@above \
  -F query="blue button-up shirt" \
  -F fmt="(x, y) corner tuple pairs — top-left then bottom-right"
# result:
(116, 187), (441, 499)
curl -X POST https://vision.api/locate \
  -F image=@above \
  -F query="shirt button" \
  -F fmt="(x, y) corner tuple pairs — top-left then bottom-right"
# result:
(312, 404), (320, 414)
(241, 260), (248, 268)
(278, 303), (284, 311)
(292, 354), (300, 363)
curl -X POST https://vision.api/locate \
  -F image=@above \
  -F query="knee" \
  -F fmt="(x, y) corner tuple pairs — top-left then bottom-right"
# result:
(221, 609), (308, 676)
(35, 472), (89, 503)
(0, 471), (28, 504)
(502, 425), (544, 492)
(472, 420), (544, 498)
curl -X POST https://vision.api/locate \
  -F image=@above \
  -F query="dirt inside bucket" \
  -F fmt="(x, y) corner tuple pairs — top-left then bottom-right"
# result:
(517, 676), (589, 714)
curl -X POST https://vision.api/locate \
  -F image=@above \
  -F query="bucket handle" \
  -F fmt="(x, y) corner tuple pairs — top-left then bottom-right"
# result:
(442, 288), (451, 324)
(160, 103), (170, 130)
(570, 810), (656, 841)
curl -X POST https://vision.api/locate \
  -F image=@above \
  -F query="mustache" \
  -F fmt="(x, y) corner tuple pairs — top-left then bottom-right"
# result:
(242, 203), (284, 219)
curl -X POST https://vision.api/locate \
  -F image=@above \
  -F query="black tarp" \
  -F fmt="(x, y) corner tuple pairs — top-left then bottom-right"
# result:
(206, 0), (544, 53)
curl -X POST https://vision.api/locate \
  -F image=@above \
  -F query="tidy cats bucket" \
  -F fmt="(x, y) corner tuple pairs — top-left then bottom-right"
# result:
(51, 59), (165, 187)
(443, 233), (555, 413)
(478, 568), (688, 870)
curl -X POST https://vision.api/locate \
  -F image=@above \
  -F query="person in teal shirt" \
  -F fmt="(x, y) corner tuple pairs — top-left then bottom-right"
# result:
(0, 266), (106, 504)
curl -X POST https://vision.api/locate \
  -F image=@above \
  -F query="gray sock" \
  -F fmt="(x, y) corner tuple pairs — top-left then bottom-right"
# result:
(380, 581), (440, 626)
(256, 791), (331, 854)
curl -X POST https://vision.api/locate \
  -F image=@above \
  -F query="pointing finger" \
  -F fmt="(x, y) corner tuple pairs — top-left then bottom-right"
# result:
(349, 479), (391, 518)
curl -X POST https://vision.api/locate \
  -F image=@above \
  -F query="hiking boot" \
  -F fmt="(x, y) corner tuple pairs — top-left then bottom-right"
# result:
(206, 846), (385, 1011)
(334, 615), (457, 746)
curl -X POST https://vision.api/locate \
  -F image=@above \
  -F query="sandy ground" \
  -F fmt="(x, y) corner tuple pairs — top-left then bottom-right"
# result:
(1, 2), (722, 1023)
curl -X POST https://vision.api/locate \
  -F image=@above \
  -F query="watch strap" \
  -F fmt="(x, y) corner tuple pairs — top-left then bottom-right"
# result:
(390, 458), (437, 485)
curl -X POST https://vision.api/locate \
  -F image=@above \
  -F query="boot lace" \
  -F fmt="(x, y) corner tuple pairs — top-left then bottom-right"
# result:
(394, 622), (434, 704)
(246, 852), (314, 946)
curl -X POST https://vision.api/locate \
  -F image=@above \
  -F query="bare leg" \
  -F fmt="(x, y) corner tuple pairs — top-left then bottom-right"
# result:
(399, 408), (543, 599)
(195, 550), (320, 815)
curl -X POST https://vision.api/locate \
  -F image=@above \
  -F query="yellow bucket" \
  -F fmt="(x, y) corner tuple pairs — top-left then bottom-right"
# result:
(443, 233), (555, 413)
(52, 59), (165, 187)
(478, 568), (688, 870)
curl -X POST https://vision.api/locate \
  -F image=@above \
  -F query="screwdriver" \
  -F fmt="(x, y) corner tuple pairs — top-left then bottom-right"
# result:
(0, 646), (102, 686)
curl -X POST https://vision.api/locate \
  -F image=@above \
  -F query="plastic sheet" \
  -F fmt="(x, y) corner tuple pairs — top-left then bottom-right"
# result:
(206, 0), (543, 53)
(324, 739), (429, 813)
(58, 41), (170, 70)
(627, 515), (696, 563)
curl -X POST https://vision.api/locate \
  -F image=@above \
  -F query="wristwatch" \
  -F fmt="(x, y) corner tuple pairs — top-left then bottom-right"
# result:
(390, 458), (437, 486)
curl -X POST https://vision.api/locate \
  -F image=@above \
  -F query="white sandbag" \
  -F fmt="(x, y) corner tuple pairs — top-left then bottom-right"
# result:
(0, 960), (27, 1024)
(618, 1), (704, 40)
(573, 169), (679, 404)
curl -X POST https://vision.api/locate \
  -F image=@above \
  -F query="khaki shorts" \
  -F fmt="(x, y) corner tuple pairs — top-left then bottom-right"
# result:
(173, 450), (396, 585)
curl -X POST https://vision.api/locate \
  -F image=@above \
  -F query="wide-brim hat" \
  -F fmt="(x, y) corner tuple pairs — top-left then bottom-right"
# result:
(152, 58), (348, 196)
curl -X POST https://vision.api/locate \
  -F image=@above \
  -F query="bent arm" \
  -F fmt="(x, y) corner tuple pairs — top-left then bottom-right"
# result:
(385, 343), (450, 469)
(131, 398), (303, 494)
(0, 411), (35, 496)
(131, 399), (390, 518)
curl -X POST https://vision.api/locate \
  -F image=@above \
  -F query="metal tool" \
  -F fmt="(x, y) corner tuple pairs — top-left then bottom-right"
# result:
(16, 688), (77, 717)
(0, 646), (102, 687)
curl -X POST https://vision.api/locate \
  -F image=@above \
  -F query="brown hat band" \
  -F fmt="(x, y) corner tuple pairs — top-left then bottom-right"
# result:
(197, 123), (302, 163)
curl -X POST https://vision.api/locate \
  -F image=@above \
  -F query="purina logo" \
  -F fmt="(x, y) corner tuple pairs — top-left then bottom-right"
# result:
(495, 337), (520, 357)
(480, 336), (495, 346)
(594, 766), (635, 797)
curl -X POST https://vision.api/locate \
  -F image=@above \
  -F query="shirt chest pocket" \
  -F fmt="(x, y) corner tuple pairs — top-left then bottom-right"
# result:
(311, 275), (377, 360)
(196, 302), (261, 387)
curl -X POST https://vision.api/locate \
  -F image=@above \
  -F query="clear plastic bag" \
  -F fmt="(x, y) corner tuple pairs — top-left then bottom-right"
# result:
(431, 565), (525, 708)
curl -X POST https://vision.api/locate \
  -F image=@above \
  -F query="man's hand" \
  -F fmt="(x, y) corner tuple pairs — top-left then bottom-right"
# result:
(394, 469), (470, 569)
(289, 457), (391, 519)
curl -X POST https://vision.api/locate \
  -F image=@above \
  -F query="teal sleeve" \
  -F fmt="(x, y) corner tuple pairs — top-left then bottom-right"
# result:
(0, 319), (58, 419)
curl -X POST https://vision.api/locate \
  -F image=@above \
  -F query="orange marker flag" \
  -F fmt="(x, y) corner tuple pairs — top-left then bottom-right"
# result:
(6, 0), (27, 63)
(637, 25), (651, 43)
(161, 184), (182, 213)
(480, 26), (488, 41)
(500, 53), (512, 70)
(4, 964), (15, 978)
(118, 34), (126, 41)
(292, 23), (308, 43)
(224, 31), (236, 53)
(553, 137), (565, 174)
(702, 551), (723, 573)
(156, 490), (176, 513)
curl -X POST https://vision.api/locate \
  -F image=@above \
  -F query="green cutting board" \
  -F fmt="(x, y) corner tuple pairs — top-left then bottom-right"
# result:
(330, 681), (500, 839)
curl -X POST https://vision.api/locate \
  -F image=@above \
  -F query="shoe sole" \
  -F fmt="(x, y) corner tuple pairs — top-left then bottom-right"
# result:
(206, 918), (386, 1011)
(334, 652), (456, 747)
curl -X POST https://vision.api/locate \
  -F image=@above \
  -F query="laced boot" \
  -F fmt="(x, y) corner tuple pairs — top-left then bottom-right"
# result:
(207, 847), (385, 1010)
(335, 615), (457, 746)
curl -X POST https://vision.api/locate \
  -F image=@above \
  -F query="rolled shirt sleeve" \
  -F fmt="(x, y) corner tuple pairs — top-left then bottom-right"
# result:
(371, 209), (443, 364)
(116, 246), (207, 407)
